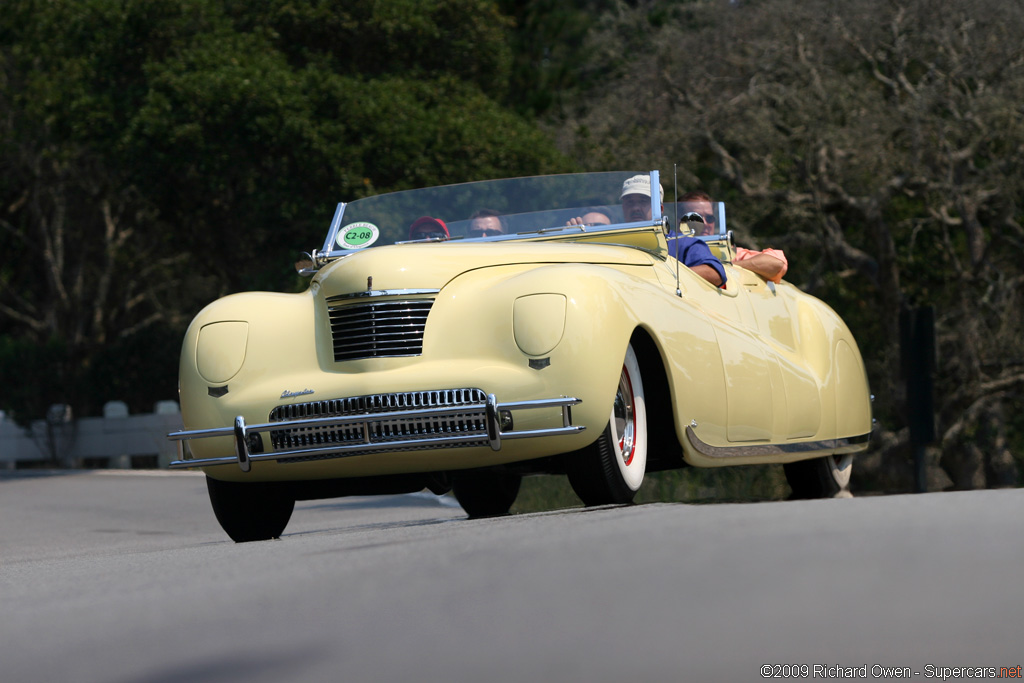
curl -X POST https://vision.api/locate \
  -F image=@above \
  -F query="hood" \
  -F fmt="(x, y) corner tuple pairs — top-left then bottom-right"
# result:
(313, 242), (655, 299)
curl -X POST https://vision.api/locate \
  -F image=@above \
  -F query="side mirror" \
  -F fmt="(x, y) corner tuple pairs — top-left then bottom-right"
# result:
(295, 252), (317, 276)
(681, 212), (715, 237)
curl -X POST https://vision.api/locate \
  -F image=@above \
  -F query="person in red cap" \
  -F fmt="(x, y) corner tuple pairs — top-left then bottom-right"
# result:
(408, 216), (450, 241)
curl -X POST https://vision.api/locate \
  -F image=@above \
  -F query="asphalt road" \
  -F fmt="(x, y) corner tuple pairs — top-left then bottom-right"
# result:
(2, 470), (1022, 683)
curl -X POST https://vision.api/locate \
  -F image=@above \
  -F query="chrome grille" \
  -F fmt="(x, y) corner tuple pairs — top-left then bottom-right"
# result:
(268, 388), (489, 457)
(328, 299), (433, 362)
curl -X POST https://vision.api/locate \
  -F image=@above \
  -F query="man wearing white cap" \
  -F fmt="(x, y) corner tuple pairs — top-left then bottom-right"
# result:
(620, 174), (725, 287)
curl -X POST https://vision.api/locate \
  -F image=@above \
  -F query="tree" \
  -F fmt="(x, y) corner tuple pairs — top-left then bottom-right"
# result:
(0, 0), (569, 420)
(496, 0), (620, 116)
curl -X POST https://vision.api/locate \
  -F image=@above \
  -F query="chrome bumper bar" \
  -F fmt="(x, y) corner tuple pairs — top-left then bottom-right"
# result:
(168, 394), (583, 472)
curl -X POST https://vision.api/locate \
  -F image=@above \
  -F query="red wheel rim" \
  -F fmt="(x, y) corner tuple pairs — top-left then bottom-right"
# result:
(613, 363), (637, 466)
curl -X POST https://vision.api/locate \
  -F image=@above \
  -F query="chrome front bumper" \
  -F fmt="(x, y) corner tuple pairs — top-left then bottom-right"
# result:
(168, 393), (583, 472)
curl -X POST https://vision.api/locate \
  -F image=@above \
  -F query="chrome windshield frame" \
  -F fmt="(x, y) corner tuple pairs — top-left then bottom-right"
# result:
(308, 170), (717, 266)
(650, 169), (662, 222)
(320, 202), (347, 256)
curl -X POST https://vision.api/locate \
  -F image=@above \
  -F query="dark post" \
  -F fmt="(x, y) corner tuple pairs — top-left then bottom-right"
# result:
(900, 304), (936, 493)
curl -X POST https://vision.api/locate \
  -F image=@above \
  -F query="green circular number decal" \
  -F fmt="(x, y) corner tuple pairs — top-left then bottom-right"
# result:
(337, 222), (379, 249)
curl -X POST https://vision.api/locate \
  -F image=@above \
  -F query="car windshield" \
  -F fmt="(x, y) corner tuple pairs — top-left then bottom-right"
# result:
(319, 170), (727, 255)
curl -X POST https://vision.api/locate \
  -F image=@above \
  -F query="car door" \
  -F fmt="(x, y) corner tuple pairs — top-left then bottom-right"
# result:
(731, 265), (822, 439)
(676, 267), (779, 443)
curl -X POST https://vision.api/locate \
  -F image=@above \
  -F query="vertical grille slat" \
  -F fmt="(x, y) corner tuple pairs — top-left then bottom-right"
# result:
(327, 299), (434, 362)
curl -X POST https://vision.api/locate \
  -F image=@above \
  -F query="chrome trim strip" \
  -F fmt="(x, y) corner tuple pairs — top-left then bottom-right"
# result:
(321, 202), (346, 256)
(178, 432), (493, 469)
(520, 219), (663, 239)
(499, 427), (582, 441)
(492, 397), (583, 412)
(169, 404), (490, 441)
(685, 426), (871, 459)
(168, 395), (584, 471)
(651, 170), (661, 221)
(320, 220), (666, 255)
(327, 288), (440, 302)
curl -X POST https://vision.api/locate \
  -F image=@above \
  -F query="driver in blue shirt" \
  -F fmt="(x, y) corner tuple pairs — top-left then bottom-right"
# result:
(619, 175), (725, 287)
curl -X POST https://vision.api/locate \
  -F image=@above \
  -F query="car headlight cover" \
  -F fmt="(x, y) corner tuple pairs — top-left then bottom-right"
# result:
(513, 294), (566, 356)
(196, 321), (249, 384)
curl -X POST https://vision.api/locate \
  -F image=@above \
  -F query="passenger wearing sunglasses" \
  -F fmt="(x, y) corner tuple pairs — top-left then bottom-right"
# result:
(467, 209), (506, 238)
(678, 191), (718, 237)
(681, 190), (788, 284)
(619, 176), (725, 287)
(408, 216), (450, 241)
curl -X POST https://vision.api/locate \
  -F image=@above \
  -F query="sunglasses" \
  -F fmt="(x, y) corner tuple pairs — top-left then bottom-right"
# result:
(681, 211), (714, 224)
(413, 230), (447, 240)
(468, 229), (503, 237)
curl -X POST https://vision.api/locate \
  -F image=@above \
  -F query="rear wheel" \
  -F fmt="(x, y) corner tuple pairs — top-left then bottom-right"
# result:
(784, 454), (853, 499)
(206, 476), (295, 542)
(566, 343), (647, 506)
(452, 468), (522, 518)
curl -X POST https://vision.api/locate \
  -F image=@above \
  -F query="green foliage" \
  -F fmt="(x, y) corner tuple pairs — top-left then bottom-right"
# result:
(511, 473), (582, 512)
(497, 0), (624, 116)
(224, 0), (515, 99)
(511, 466), (790, 514)
(636, 465), (790, 504)
(0, 0), (568, 421)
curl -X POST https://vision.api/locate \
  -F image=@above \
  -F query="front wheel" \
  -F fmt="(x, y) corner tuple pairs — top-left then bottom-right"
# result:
(566, 343), (648, 506)
(784, 454), (853, 499)
(206, 476), (295, 542)
(452, 468), (522, 518)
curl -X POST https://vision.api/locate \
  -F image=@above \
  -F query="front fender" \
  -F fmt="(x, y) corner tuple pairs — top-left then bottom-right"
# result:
(430, 262), (656, 436)
(178, 290), (319, 437)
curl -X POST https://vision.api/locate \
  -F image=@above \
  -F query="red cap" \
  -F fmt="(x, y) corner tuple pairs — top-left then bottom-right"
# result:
(409, 216), (449, 239)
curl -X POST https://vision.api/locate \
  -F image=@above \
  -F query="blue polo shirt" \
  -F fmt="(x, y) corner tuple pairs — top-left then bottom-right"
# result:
(667, 236), (727, 286)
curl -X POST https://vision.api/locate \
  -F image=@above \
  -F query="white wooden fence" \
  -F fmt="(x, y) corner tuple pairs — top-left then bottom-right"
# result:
(0, 401), (184, 469)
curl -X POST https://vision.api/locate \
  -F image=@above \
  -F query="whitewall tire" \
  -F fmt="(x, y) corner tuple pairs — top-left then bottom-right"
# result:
(566, 343), (648, 505)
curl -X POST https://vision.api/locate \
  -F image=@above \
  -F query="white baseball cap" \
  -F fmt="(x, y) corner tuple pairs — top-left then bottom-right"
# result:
(621, 174), (664, 201)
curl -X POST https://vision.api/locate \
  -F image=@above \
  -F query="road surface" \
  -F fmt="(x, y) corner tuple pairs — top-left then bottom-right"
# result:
(2, 470), (1022, 682)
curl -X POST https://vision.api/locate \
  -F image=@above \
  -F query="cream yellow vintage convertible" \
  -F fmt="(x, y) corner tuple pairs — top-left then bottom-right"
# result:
(169, 170), (872, 541)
